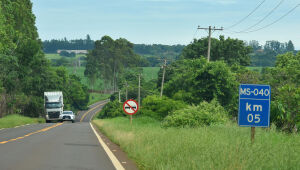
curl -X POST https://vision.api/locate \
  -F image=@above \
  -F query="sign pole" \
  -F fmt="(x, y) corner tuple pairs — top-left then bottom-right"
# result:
(130, 115), (132, 125)
(251, 127), (255, 143)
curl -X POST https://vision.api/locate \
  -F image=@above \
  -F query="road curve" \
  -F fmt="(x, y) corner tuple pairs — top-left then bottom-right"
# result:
(0, 100), (119, 170)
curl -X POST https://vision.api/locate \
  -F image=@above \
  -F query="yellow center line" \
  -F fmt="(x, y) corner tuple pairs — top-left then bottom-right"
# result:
(0, 123), (63, 145)
(80, 103), (106, 122)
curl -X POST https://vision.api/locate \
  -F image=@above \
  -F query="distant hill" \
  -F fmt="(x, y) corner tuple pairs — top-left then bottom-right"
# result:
(42, 37), (185, 67)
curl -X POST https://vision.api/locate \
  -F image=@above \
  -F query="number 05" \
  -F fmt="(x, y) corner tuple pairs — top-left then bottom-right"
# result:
(247, 114), (261, 123)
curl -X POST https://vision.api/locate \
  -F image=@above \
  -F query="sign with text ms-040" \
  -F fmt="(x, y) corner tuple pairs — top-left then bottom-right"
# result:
(238, 84), (271, 127)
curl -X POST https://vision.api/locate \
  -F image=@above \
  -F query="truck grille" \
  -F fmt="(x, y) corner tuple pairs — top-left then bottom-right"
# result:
(48, 112), (60, 119)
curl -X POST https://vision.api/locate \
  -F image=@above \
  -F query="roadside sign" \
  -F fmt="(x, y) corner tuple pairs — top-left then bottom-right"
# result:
(123, 99), (139, 115)
(238, 84), (271, 127)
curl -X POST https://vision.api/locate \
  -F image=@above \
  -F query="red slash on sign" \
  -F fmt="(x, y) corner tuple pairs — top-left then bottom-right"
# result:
(123, 99), (139, 115)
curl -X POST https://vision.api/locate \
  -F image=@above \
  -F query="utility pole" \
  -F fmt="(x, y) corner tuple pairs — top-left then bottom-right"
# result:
(125, 81), (128, 101)
(197, 26), (223, 62)
(138, 74), (141, 106)
(160, 59), (167, 98)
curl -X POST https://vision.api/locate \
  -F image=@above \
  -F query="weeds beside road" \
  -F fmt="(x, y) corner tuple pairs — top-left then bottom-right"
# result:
(93, 117), (300, 170)
(0, 114), (45, 129)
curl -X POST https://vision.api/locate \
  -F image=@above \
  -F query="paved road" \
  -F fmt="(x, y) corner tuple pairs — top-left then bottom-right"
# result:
(0, 100), (120, 170)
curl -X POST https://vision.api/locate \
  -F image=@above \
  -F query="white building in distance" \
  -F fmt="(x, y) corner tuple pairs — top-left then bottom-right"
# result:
(57, 50), (88, 54)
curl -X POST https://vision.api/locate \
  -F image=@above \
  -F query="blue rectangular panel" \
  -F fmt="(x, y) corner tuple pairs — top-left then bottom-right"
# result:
(238, 84), (270, 127)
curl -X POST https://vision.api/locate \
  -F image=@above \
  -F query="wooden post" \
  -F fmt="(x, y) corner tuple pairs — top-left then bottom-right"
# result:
(251, 127), (255, 143)
(138, 74), (141, 107)
(130, 115), (132, 125)
(125, 81), (128, 101)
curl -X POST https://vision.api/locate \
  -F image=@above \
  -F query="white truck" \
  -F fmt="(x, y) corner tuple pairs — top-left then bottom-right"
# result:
(44, 91), (64, 123)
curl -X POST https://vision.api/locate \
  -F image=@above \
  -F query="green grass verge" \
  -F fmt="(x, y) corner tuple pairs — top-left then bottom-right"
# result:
(0, 114), (45, 129)
(142, 67), (160, 82)
(93, 117), (300, 170)
(88, 93), (110, 106)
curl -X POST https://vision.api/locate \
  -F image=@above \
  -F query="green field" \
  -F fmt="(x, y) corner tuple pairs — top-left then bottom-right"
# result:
(143, 67), (160, 82)
(246, 66), (275, 72)
(45, 53), (86, 60)
(64, 66), (104, 91)
(0, 114), (45, 129)
(93, 117), (300, 170)
(45, 53), (160, 90)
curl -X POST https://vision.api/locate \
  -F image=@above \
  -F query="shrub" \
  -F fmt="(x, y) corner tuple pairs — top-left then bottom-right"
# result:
(141, 95), (187, 120)
(270, 84), (300, 132)
(163, 58), (239, 116)
(162, 100), (229, 128)
(98, 100), (124, 119)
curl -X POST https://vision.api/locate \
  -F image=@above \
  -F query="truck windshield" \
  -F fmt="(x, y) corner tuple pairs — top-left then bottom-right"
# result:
(46, 102), (62, 108)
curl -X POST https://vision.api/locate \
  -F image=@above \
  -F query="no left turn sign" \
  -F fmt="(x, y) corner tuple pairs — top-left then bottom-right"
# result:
(123, 99), (139, 115)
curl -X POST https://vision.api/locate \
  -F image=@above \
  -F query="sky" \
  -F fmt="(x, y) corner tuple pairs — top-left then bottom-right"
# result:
(32, 0), (300, 49)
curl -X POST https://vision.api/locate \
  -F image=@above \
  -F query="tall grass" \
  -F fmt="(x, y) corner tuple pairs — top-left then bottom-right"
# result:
(0, 114), (45, 129)
(93, 117), (300, 170)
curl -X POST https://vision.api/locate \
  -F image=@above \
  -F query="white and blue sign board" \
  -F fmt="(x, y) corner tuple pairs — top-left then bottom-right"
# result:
(238, 84), (271, 127)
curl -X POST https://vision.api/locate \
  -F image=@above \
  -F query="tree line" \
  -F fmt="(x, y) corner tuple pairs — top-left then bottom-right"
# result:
(0, 0), (89, 118)
(42, 38), (185, 67)
(43, 35), (94, 53)
(248, 40), (296, 67)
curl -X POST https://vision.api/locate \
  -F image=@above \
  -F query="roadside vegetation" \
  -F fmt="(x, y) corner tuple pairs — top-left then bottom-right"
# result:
(0, 1), (89, 118)
(93, 117), (300, 170)
(92, 35), (299, 169)
(1, 0), (299, 169)
(0, 114), (44, 129)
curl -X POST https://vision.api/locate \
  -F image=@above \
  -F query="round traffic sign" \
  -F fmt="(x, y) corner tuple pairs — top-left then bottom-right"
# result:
(123, 99), (139, 115)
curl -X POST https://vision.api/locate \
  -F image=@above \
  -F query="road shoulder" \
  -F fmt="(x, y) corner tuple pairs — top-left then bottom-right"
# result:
(91, 122), (139, 170)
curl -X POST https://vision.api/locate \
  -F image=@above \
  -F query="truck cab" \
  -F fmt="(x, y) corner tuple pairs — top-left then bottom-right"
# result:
(44, 92), (64, 123)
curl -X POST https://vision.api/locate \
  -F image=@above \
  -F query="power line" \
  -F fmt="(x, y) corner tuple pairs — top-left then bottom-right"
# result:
(226, 0), (267, 30)
(244, 4), (300, 33)
(192, 28), (199, 40)
(232, 0), (285, 33)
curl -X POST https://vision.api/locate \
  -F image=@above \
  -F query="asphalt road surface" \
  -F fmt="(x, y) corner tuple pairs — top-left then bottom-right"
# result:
(0, 100), (123, 170)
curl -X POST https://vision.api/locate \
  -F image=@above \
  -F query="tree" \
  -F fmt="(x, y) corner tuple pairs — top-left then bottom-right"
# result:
(163, 58), (239, 115)
(286, 40), (295, 52)
(0, 0), (90, 117)
(248, 40), (262, 51)
(84, 36), (141, 91)
(181, 36), (252, 66)
(261, 52), (300, 132)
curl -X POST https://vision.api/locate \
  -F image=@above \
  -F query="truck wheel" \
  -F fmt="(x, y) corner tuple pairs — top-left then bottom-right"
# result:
(72, 120), (75, 123)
